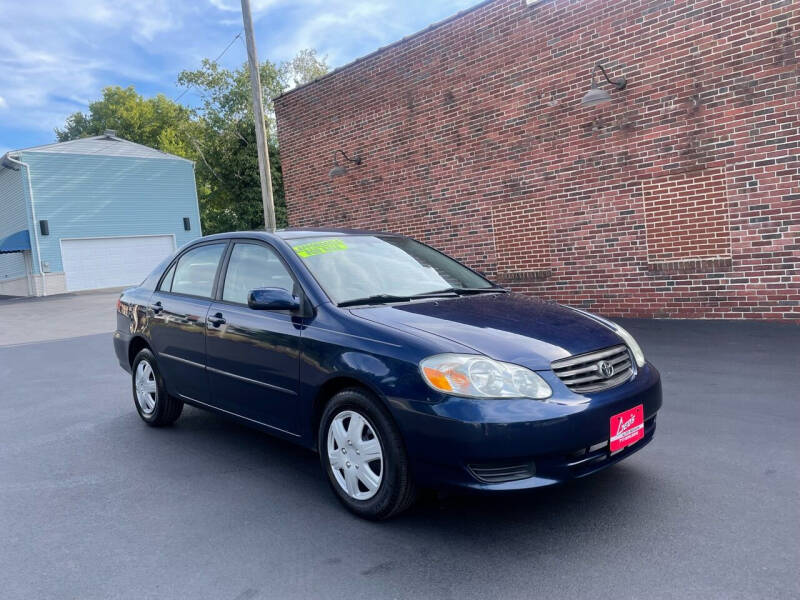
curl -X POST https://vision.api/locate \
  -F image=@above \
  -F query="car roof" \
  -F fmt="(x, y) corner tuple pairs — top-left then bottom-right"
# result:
(199, 228), (402, 243)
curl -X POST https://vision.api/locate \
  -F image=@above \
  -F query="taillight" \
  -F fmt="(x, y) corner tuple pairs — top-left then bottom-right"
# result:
(116, 298), (122, 312)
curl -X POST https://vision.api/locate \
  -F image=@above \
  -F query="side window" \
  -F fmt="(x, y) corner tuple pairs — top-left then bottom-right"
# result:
(159, 262), (177, 292)
(223, 243), (295, 305)
(170, 244), (226, 298)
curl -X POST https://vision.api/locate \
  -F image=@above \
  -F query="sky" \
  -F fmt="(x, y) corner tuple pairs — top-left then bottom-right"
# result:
(0, 0), (475, 156)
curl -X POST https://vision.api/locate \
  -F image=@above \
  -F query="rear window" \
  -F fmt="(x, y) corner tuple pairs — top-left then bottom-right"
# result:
(139, 254), (176, 290)
(158, 263), (177, 292)
(168, 244), (226, 298)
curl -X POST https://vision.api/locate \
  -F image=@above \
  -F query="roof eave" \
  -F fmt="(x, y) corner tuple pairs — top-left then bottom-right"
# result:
(6, 134), (194, 163)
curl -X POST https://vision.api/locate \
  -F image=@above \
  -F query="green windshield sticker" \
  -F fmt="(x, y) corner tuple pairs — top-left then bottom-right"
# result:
(292, 239), (348, 258)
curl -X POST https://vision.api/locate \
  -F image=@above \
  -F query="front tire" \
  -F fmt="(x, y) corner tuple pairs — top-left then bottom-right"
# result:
(131, 348), (183, 427)
(319, 388), (416, 520)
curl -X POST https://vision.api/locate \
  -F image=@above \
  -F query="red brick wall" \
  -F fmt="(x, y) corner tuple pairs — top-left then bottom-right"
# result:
(274, 0), (800, 320)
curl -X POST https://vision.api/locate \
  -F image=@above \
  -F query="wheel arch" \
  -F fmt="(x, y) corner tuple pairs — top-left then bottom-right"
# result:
(311, 375), (391, 450)
(128, 335), (152, 367)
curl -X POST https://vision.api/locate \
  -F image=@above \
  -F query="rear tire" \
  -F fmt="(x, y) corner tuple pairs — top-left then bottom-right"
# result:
(131, 348), (183, 427)
(319, 387), (417, 520)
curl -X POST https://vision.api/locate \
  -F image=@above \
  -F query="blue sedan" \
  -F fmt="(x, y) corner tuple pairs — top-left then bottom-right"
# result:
(114, 229), (662, 519)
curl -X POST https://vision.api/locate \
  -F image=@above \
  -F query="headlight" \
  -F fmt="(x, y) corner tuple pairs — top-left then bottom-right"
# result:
(420, 354), (552, 399)
(609, 322), (646, 368)
(568, 308), (646, 368)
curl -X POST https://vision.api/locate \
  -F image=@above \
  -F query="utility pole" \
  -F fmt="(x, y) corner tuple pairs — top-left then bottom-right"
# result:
(240, 0), (277, 231)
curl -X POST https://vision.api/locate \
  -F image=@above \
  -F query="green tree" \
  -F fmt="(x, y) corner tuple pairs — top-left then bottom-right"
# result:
(55, 49), (328, 234)
(177, 48), (327, 233)
(284, 48), (329, 87)
(55, 86), (192, 153)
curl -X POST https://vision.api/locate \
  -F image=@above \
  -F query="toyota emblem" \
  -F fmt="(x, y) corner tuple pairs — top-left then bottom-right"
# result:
(597, 360), (615, 378)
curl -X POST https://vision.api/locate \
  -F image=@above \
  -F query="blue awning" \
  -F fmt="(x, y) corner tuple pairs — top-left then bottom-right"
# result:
(0, 230), (31, 253)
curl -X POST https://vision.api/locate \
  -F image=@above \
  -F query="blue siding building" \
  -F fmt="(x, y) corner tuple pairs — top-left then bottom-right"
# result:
(0, 131), (201, 295)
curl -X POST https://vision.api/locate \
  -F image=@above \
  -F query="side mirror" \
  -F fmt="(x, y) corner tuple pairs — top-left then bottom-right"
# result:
(247, 287), (301, 311)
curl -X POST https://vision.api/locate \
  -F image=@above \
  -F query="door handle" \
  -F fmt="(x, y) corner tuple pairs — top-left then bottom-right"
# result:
(208, 312), (226, 327)
(151, 301), (163, 314)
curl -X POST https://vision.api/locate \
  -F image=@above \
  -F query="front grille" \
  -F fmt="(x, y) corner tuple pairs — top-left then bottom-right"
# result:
(551, 344), (634, 393)
(468, 461), (536, 483)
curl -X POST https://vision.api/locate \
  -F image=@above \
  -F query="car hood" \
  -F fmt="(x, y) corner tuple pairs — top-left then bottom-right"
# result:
(350, 293), (623, 370)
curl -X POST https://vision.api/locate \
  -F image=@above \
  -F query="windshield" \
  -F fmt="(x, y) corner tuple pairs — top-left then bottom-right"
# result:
(288, 235), (496, 305)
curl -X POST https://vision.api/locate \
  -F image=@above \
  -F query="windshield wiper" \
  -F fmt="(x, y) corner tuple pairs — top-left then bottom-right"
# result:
(422, 286), (508, 296)
(337, 290), (462, 307)
(338, 287), (506, 308)
(337, 294), (414, 308)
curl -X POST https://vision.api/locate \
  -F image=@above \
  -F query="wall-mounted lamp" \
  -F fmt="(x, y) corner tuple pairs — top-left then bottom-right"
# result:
(39, 220), (49, 236)
(183, 217), (191, 231)
(581, 63), (627, 107)
(329, 149), (361, 178)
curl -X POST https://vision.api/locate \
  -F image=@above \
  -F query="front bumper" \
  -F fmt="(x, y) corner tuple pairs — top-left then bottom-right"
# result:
(392, 363), (662, 491)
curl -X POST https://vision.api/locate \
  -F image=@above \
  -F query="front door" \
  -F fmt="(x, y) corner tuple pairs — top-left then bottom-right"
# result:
(147, 242), (227, 404)
(205, 241), (302, 434)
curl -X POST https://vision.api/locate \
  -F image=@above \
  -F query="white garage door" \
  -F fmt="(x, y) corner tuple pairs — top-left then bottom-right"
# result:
(61, 235), (176, 292)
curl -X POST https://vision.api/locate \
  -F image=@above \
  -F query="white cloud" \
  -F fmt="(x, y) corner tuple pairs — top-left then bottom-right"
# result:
(259, 0), (472, 67)
(0, 0), (202, 136)
(0, 0), (474, 147)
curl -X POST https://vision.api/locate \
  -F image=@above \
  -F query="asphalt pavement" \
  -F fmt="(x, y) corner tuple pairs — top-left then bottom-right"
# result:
(0, 288), (122, 345)
(0, 293), (798, 599)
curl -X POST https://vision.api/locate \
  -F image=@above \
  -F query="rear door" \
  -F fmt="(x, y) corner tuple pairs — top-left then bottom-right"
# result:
(205, 240), (303, 434)
(147, 241), (227, 404)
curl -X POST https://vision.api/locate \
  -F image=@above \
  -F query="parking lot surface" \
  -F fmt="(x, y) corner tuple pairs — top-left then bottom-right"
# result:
(1, 292), (798, 599)
(0, 288), (122, 346)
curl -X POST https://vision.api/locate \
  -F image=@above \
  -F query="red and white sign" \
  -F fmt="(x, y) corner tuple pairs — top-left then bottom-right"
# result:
(609, 404), (644, 452)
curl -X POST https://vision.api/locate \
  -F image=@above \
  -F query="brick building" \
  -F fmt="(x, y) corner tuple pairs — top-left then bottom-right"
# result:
(274, 0), (799, 320)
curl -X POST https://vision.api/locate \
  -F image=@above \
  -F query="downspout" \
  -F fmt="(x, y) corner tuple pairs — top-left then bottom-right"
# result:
(24, 251), (33, 295)
(5, 154), (46, 296)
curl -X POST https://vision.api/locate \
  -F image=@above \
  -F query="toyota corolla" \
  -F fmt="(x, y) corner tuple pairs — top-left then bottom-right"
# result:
(114, 230), (662, 519)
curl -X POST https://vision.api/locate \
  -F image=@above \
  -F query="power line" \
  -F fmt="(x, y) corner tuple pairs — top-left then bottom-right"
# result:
(174, 30), (243, 102)
(213, 30), (244, 63)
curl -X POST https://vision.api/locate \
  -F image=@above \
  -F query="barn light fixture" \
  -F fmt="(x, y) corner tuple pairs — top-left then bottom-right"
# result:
(581, 63), (627, 107)
(329, 149), (361, 178)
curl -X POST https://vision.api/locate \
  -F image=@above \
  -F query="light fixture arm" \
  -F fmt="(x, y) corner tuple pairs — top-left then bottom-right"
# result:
(591, 63), (627, 91)
(333, 149), (362, 166)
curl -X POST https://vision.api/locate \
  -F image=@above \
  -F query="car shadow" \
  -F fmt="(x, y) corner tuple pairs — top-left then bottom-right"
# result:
(146, 403), (668, 541)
